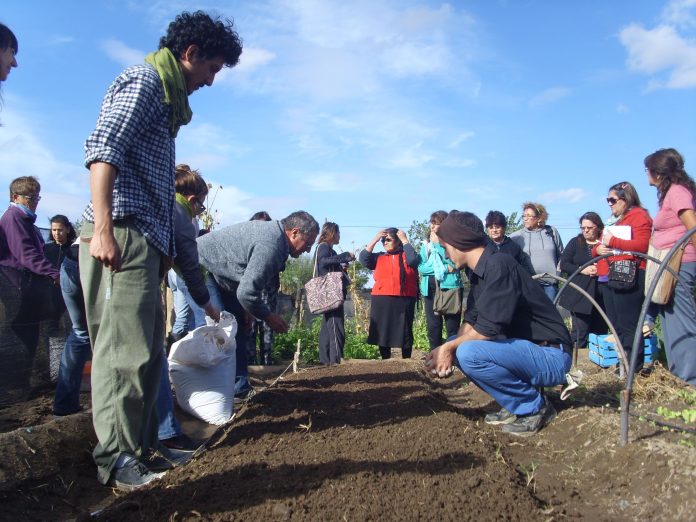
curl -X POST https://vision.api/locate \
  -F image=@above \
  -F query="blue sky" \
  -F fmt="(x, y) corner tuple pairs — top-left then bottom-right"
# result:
(1, 0), (695, 255)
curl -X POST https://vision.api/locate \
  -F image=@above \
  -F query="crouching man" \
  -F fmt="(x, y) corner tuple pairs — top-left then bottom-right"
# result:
(426, 211), (571, 437)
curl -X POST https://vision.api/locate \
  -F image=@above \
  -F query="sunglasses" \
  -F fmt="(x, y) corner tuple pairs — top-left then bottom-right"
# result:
(381, 237), (394, 243)
(606, 197), (621, 205)
(15, 193), (41, 202)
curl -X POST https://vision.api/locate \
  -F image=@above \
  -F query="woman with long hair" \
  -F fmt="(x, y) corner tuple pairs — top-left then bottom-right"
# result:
(418, 210), (462, 351)
(0, 23), (19, 107)
(360, 228), (419, 359)
(645, 148), (696, 385)
(52, 216), (92, 416)
(315, 222), (355, 364)
(596, 181), (652, 373)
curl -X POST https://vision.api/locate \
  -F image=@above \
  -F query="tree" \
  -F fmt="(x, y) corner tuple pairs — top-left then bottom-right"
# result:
(407, 218), (430, 254)
(507, 211), (523, 234)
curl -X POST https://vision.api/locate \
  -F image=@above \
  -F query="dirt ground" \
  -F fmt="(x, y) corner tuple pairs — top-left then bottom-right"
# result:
(0, 351), (695, 521)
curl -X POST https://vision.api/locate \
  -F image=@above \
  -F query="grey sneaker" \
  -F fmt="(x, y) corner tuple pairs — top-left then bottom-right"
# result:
(484, 408), (517, 425)
(234, 387), (257, 404)
(144, 445), (193, 472)
(502, 400), (557, 437)
(106, 457), (165, 491)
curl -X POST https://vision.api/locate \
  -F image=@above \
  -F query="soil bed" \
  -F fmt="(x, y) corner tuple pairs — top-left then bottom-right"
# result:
(0, 354), (695, 521)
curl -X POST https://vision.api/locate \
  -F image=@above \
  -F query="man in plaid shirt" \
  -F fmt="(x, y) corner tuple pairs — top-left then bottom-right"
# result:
(80, 11), (242, 491)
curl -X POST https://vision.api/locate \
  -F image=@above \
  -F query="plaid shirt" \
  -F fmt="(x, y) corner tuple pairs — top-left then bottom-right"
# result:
(83, 64), (175, 256)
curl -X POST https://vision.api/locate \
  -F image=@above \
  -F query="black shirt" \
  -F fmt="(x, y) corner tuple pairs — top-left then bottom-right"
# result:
(464, 244), (572, 350)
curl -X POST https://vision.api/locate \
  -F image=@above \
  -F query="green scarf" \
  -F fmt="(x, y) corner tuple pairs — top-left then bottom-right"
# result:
(175, 193), (193, 219)
(144, 48), (192, 137)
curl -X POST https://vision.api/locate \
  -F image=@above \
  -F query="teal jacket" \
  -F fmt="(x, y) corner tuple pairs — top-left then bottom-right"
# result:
(417, 241), (462, 296)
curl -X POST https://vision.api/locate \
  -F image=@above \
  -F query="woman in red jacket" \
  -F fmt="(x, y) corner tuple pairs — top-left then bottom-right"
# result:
(359, 228), (419, 359)
(596, 181), (652, 373)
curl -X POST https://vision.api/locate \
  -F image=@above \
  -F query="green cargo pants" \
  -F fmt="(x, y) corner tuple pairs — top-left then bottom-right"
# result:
(79, 220), (164, 484)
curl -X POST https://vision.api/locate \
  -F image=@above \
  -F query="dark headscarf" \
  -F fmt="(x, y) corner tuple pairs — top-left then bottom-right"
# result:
(436, 213), (487, 251)
(383, 227), (408, 295)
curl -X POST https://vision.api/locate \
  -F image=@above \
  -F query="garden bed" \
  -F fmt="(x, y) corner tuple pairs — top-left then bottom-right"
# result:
(0, 354), (694, 521)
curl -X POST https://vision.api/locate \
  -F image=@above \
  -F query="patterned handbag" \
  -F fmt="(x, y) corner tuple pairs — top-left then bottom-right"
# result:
(304, 245), (345, 314)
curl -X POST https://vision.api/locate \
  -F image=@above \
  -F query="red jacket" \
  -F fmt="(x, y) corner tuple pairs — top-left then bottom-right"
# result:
(365, 250), (418, 297)
(603, 206), (652, 270)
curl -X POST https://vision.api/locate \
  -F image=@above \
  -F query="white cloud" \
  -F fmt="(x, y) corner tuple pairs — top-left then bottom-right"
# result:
(661, 0), (696, 29)
(0, 102), (88, 226)
(538, 188), (589, 203)
(528, 87), (571, 108)
(387, 142), (435, 169)
(619, 23), (696, 89)
(101, 39), (145, 67)
(177, 122), (251, 171)
(450, 131), (475, 148)
(301, 172), (360, 192)
(616, 103), (629, 113)
(441, 158), (476, 168)
(200, 182), (254, 227)
(231, 47), (276, 75)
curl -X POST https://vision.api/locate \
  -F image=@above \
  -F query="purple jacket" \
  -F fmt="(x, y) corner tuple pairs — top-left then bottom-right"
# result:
(0, 205), (59, 279)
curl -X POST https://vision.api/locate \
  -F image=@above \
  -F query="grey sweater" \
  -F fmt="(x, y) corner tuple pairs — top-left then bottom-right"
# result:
(197, 220), (289, 319)
(509, 225), (564, 284)
(173, 200), (210, 307)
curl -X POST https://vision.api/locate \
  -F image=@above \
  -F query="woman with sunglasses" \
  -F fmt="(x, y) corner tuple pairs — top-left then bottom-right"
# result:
(645, 148), (696, 386)
(509, 202), (564, 301)
(359, 228), (419, 359)
(559, 212), (607, 351)
(595, 181), (652, 373)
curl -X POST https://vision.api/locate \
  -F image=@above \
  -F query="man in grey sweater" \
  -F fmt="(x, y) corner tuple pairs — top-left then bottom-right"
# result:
(197, 211), (319, 396)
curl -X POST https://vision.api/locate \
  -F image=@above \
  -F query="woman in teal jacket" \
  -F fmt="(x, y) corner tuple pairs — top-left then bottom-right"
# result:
(418, 210), (463, 350)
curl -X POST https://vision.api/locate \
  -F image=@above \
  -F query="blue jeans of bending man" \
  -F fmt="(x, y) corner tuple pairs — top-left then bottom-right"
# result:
(157, 352), (181, 440)
(167, 269), (196, 337)
(455, 338), (571, 416)
(54, 257), (92, 416)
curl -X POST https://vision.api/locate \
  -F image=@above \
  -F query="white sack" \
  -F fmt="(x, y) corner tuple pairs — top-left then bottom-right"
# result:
(169, 355), (236, 425)
(169, 311), (237, 367)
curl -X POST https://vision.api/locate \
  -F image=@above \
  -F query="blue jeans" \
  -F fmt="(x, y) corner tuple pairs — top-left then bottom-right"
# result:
(157, 352), (181, 440)
(168, 270), (196, 336)
(53, 258), (92, 416)
(455, 338), (571, 415)
(661, 261), (696, 386)
(208, 276), (251, 393)
(541, 284), (558, 302)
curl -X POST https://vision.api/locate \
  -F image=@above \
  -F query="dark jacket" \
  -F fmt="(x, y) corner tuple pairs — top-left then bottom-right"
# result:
(489, 236), (535, 276)
(559, 235), (598, 315)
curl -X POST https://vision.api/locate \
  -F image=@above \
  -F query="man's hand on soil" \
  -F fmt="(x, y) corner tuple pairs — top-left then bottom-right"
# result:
(425, 344), (455, 378)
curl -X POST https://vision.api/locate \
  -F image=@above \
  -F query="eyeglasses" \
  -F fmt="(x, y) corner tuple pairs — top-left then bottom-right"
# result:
(15, 193), (41, 202)
(606, 197), (620, 205)
(196, 199), (206, 213)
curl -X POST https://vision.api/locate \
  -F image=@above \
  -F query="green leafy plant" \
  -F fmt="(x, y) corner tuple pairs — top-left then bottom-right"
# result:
(656, 405), (696, 424)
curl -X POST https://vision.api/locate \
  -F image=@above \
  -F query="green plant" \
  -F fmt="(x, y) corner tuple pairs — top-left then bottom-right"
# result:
(656, 405), (696, 424)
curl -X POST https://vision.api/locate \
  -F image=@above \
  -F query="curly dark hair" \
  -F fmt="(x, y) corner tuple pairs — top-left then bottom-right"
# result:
(49, 215), (77, 245)
(159, 11), (243, 67)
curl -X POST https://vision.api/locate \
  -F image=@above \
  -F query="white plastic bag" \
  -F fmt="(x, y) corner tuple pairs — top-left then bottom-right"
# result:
(169, 355), (236, 425)
(168, 312), (238, 425)
(169, 311), (237, 367)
